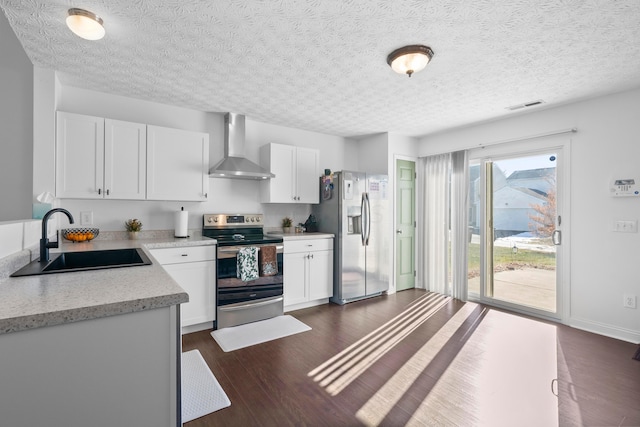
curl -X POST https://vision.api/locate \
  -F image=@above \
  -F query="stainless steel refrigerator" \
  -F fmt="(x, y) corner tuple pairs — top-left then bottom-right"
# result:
(312, 171), (390, 304)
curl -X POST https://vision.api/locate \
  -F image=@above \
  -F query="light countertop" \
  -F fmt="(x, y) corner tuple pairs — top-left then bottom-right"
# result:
(266, 232), (334, 241)
(0, 234), (216, 335)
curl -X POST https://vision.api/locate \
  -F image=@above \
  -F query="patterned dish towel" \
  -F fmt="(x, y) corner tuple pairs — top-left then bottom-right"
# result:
(237, 247), (259, 281)
(259, 245), (278, 276)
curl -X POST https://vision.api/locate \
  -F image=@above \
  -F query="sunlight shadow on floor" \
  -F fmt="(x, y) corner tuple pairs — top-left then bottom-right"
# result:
(308, 293), (450, 396)
(356, 306), (559, 426)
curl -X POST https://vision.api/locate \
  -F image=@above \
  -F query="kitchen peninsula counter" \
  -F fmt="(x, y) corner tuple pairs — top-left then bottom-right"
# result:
(0, 233), (216, 427)
(0, 233), (216, 335)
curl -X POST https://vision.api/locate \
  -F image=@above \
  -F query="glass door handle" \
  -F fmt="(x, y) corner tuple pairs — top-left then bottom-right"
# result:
(552, 230), (561, 245)
(364, 193), (371, 245)
(360, 193), (366, 246)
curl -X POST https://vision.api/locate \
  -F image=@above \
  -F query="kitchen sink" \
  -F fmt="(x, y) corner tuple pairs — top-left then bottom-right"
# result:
(10, 248), (152, 277)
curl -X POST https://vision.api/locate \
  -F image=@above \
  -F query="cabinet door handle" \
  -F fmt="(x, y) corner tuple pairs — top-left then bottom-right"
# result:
(106, 189), (110, 196)
(98, 188), (101, 195)
(181, 254), (188, 257)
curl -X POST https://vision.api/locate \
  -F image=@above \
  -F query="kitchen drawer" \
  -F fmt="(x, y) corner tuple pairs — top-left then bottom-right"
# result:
(284, 238), (333, 254)
(149, 245), (216, 265)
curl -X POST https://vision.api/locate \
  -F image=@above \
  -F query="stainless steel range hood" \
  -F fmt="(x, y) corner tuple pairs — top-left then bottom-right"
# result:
(209, 113), (275, 180)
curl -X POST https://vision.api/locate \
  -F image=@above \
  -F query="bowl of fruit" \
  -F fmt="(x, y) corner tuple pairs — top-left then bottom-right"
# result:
(61, 228), (100, 242)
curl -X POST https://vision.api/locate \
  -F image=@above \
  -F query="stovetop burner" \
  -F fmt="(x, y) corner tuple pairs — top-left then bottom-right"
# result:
(202, 214), (283, 246)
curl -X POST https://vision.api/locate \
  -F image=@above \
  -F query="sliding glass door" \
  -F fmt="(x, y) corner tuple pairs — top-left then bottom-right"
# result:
(468, 146), (566, 319)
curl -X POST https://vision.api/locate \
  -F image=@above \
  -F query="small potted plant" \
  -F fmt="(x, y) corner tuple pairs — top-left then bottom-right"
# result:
(282, 217), (293, 234)
(125, 218), (143, 239)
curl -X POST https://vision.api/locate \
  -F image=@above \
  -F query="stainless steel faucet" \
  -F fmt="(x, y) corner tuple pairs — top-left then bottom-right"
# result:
(40, 208), (75, 262)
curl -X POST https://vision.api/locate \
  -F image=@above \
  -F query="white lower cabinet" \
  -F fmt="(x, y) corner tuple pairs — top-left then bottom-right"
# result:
(284, 238), (333, 309)
(150, 245), (216, 329)
(0, 307), (179, 427)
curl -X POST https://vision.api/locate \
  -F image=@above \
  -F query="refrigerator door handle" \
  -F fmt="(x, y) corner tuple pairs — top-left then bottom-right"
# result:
(365, 192), (371, 246)
(360, 193), (366, 246)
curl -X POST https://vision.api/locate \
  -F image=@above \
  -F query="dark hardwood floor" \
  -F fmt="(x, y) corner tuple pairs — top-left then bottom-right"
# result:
(182, 289), (640, 426)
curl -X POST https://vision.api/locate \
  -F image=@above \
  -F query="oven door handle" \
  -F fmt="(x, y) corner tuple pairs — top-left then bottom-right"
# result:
(218, 245), (284, 258)
(218, 296), (284, 312)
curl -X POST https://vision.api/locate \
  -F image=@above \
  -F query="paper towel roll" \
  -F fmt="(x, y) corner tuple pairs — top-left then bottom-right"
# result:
(175, 207), (189, 238)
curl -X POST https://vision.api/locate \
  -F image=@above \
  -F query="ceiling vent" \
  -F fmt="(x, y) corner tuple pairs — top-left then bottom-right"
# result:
(506, 100), (545, 111)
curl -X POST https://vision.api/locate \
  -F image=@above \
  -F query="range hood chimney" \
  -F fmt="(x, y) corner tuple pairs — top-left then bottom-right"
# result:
(209, 113), (275, 180)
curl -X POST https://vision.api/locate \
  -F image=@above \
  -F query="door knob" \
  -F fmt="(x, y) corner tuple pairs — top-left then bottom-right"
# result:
(396, 229), (403, 234)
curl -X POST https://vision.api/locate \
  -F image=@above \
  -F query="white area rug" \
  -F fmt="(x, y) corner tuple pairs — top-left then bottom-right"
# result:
(211, 315), (312, 352)
(181, 349), (231, 423)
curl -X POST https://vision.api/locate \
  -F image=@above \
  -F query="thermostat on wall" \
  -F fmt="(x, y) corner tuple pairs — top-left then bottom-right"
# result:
(611, 179), (640, 197)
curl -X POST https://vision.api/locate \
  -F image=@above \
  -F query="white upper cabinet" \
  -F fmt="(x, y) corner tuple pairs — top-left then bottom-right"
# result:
(295, 147), (320, 203)
(56, 113), (146, 199)
(56, 112), (210, 202)
(146, 125), (209, 201)
(104, 119), (147, 200)
(260, 143), (319, 204)
(261, 143), (295, 203)
(56, 112), (105, 199)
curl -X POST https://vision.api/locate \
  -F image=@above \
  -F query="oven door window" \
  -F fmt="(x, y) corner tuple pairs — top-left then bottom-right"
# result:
(217, 251), (283, 306)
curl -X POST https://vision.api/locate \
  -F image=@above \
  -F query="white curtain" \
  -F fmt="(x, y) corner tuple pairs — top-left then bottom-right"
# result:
(420, 153), (451, 295)
(418, 150), (469, 300)
(450, 150), (469, 301)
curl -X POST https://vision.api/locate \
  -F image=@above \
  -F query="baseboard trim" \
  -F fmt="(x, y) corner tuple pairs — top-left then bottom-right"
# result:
(284, 299), (329, 313)
(182, 321), (213, 335)
(569, 316), (640, 344)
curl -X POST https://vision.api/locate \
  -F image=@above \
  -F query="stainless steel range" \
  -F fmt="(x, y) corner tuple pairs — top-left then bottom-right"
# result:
(203, 214), (284, 329)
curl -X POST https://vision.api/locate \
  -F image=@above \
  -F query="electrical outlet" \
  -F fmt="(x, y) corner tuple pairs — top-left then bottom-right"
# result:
(623, 294), (637, 309)
(80, 211), (93, 226)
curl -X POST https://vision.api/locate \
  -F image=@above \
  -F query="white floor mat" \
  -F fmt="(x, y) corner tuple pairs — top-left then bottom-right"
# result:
(211, 315), (312, 352)
(181, 349), (230, 423)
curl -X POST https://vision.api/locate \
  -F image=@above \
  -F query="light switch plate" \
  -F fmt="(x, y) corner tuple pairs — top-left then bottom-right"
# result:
(614, 220), (638, 233)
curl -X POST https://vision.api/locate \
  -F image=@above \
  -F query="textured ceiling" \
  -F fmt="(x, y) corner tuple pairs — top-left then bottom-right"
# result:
(2, 0), (640, 138)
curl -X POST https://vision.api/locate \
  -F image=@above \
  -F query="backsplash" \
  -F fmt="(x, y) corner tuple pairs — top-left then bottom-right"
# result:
(261, 204), (312, 229)
(0, 220), (42, 279)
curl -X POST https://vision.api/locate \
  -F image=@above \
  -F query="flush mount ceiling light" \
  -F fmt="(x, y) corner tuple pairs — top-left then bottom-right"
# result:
(66, 8), (105, 40)
(387, 45), (434, 77)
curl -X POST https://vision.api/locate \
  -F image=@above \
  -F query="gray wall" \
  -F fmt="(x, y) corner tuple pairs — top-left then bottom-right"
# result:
(0, 11), (33, 221)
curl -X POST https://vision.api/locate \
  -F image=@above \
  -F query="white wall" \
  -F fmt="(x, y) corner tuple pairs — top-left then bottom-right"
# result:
(36, 83), (348, 231)
(418, 88), (640, 343)
(355, 133), (389, 174)
(389, 133), (418, 159)
(344, 138), (360, 170)
(32, 68), (57, 203)
(0, 12), (33, 221)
